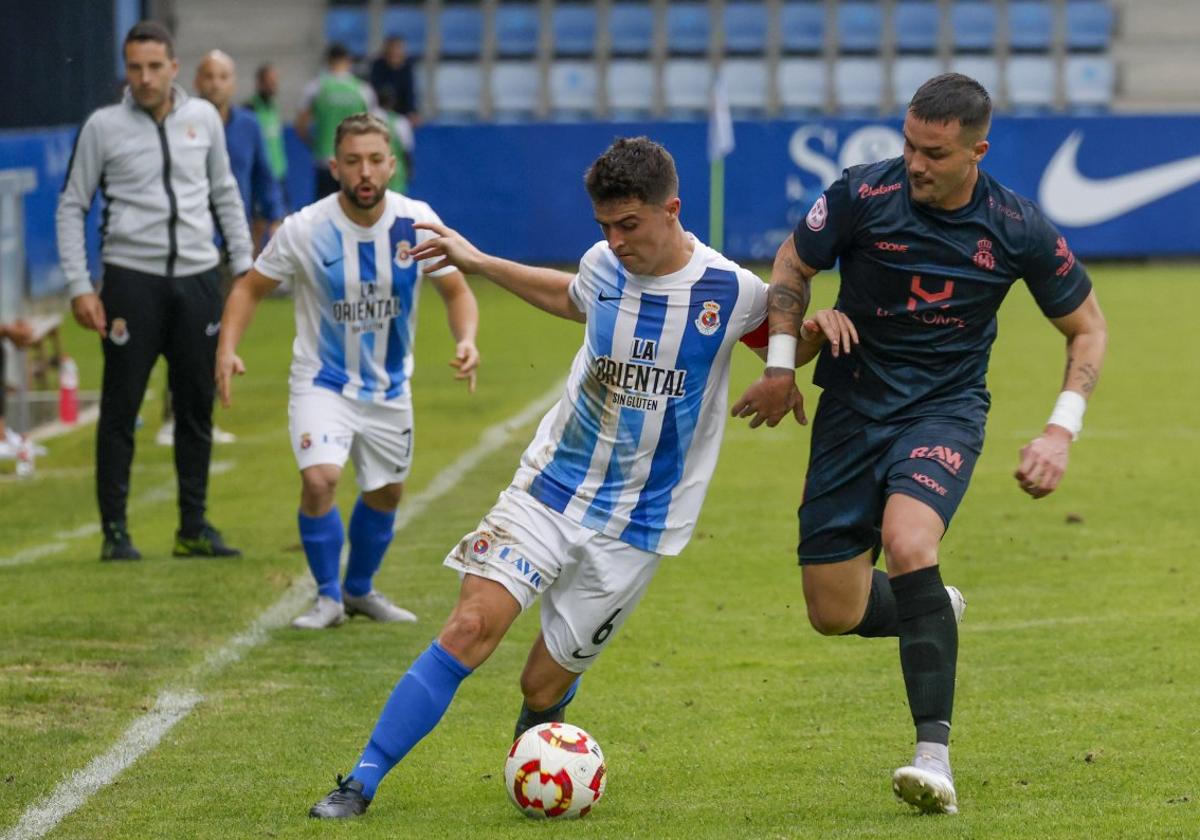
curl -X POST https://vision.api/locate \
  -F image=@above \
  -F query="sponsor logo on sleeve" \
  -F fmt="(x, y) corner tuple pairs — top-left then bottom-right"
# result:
(805, 195), (828, 231)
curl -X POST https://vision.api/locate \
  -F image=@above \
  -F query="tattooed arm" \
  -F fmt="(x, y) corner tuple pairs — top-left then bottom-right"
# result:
(1014, 290), (1108, 498)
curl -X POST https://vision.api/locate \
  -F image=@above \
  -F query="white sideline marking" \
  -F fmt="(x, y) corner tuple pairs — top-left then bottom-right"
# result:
(0, 381), (563, 840)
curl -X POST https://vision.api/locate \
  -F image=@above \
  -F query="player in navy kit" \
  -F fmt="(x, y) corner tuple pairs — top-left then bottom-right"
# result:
(734, 74), (1108, 814)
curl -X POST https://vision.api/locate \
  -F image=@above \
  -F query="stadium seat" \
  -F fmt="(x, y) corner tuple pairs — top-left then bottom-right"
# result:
(1065, 54), (1114, 109)
(663, 58), (711, 117)
(439, 5), (484, 59)
(837, 2), (884, 54)
(1008, 1), (1054, 53)
(893, 56), (943, 109)
(780, 2), (826, 55)
(1065, 1), (1114, 51)
(609, 2), (654, 57)
(834, 58), (884, 112)
(324, 7), (369, 59)
(495, 4), (540, 59)
(951, 1), (997, 53)
(723, 2), (769, 56)
(722, 59), (769, 116)
(894, 2), (940, 54)
(552, 5), (597, 57)
(491, 61), (540, 119)
(1006, 55), (1056, 110)
(549, 60), (598, 118)
(382, 5), (428, 59)
(434, 62), (483, 120)
(777, 57), (827, 114)
(607, 59), (656, 118)
(951, 54), (1001, 97)
(666, 3), (710, 56)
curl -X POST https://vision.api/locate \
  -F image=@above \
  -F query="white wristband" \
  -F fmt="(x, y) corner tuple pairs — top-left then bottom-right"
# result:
(766, 333), (798, 369)
(1047, 390), (1087, 440)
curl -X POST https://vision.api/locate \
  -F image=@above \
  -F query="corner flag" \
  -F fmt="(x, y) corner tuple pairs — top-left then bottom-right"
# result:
(708, 74), (735, 252)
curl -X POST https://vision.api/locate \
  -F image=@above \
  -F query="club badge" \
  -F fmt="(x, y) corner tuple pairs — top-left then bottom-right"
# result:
(299, 432), (312, 450)
(109, 318), (130, 346)
(695, 301), (721, 336)
(805, 194), (828, 232)
(394, 239), (415, 269)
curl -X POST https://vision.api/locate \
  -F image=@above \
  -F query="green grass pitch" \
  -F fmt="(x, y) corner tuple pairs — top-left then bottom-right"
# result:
(1, 264), (1197, 838)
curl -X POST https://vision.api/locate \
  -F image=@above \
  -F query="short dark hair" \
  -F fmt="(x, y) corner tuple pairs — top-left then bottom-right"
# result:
(255, 63), (275, 83)
(326, 43), (351, 63)
(584, 137), (679, 206)
(908, 73), (992, 139)
(124, 20), (174, 59)
(334, 112), (392, 152)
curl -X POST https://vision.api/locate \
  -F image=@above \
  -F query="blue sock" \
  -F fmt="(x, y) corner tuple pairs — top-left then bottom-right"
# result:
(298, 508), (343, 601)
(344, 496), (396, 597)
(349, 641), (473, 799)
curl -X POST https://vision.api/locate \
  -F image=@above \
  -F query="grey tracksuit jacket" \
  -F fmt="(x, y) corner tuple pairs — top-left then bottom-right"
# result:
(56, 84), (253, 299)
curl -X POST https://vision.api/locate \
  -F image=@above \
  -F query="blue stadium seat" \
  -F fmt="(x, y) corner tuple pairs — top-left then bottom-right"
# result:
(382, 5), (427, 59)
(666, 3), (710, 56)
(1065, 1), (1113, 51)
(724, 2), (768, 56)
(491, 61), (540, 119)
(552, 5), (597, 57)
(893, 55), (943, 109)
(1006, 55), (1056, 110)
(1008, 1), (1053, 53)
(722, 59), (769, 116)
(834, 58), (884, 111)
(549, 60), (598, 118)
(951, 2), (997, 53)
(609, 3), (654, 57)
(778, 58), (826, 114)
(951, 55), (1000, 98)
(663, 58), (711, 117)
(439, 5), (484, 59)
(495, 4), (540, 59)
(607, 59), (656, 118)
(1065, 54), (1114, 110)
(325, 8), (369, 59)
(780, 2), (826, 55)
(837, 2), (883, 54)
(434, 62), (483, 120)
(894, 2), (940, 54)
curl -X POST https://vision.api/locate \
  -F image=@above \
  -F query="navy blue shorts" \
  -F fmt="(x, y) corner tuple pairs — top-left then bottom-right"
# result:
(798, 394), (984, 565)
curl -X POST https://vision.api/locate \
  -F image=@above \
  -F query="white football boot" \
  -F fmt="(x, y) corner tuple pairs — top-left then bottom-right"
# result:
(343, 590), (417, 623)
(292, 596), (346, 630)
(945, 585), (967, 624)
(893, 756), (959, 814)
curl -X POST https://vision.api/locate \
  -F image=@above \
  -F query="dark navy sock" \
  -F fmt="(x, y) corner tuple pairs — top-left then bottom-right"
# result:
(891, 565), (957, 746)
(344, 497), (396, 597)
(298, 508), (343, 601)
(513, 677), (581, 741)
(845, 569), (900, 638)
(349, 641), (473, 799)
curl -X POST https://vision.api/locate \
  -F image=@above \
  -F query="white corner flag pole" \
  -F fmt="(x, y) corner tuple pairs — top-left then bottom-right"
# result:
(708, 74), (735, 253)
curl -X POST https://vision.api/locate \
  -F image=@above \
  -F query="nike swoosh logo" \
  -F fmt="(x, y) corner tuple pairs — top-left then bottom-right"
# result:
(570, 648), (597, 659)
(322, 255), (344, 267)
(597, 291), (621, 302)
(1039, 131), (1200, 227)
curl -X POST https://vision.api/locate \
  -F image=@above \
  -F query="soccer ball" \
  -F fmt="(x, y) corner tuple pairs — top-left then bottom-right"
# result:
(504, 722), (607, 819)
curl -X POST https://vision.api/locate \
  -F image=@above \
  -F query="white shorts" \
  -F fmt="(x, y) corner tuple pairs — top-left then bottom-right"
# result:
(288, 386), (414, 491)
(444, 487), (662, 674)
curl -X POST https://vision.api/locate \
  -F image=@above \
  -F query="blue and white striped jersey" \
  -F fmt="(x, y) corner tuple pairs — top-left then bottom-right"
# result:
(512, 236), (768, 556)
(254, 192), (454, 404)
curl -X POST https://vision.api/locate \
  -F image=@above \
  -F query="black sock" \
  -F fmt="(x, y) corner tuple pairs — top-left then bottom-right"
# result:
(513, 677), (580, 741)
(891, 566), (957, 747)
(845, 569), (900, 637)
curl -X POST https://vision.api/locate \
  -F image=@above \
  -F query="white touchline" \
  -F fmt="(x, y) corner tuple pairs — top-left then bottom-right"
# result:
(0, 380), (564, 840)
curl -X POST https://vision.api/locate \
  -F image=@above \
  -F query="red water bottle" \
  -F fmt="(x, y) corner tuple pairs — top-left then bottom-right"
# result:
(59, 355), (79, 424)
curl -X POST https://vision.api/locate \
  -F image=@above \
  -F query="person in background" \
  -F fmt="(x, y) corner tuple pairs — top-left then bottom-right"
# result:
(369, 36), (418, 125)
(0, 320), (42, 460)
(296, 44), (376, 200)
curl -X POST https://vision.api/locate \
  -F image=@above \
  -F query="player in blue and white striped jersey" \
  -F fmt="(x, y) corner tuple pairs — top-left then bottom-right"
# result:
(216, 113), (480, 631)
(308, 137), (849, 819)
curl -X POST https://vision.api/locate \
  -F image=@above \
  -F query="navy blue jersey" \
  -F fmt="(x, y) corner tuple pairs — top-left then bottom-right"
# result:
(792, 157), (1092, 421)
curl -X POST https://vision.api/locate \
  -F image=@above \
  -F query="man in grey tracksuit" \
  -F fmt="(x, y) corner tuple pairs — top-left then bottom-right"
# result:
(56, 21), (251, 561)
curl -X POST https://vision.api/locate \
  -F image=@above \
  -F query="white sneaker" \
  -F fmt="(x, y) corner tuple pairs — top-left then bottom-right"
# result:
(155, 419), (175, 447)
(892, 762), (959, 815)
(946, 586), (966, 625)
(291, 596), (346, 630)
(212, 425), (237, 444)
(343, 590), (417, 623)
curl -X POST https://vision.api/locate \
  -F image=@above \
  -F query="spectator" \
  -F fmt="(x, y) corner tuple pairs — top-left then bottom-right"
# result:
(55, 21), (249, 561)
(374, 91), (414, 195)
(296, 44), (376, 199)
(0, 320), (41, 460)
(369, 36), (418, 124)
(246, 63), (288, 193)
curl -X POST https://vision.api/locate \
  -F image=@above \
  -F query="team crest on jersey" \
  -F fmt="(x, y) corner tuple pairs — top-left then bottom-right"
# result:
(185, 124), (197, 140)
(109, 318), (130, 346)
(805, 195), (828, 232)
(299, 432), (312, 450)
(695, 301), (722, 336)
(972, 239), (995, 271)
(394, 239), (415, 269)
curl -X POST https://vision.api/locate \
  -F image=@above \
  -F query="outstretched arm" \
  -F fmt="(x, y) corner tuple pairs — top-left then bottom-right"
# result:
(428, 269), (481, 392)
(410, 222), (585, 322)
(1015, 290), (1108, 498)
(216, 268), (280, 407)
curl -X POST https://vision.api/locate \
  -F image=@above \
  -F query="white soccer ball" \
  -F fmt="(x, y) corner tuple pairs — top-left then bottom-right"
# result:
(504, 722), (607, 819)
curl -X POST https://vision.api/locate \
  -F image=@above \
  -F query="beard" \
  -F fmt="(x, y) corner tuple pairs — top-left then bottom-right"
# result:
(341, 181), (385, 210)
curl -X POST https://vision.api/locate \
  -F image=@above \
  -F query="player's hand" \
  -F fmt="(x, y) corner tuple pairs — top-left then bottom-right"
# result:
(800, 309), (859, 358)
(71, 293), (107, 338)
(215, 352), (246, 408)
(731, 369), (806, 428)
(450, 340), (479, 393)
(2, 320), (35, 349)
(410, 222), (487, 276)
(1014, 425), (1071, 498)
